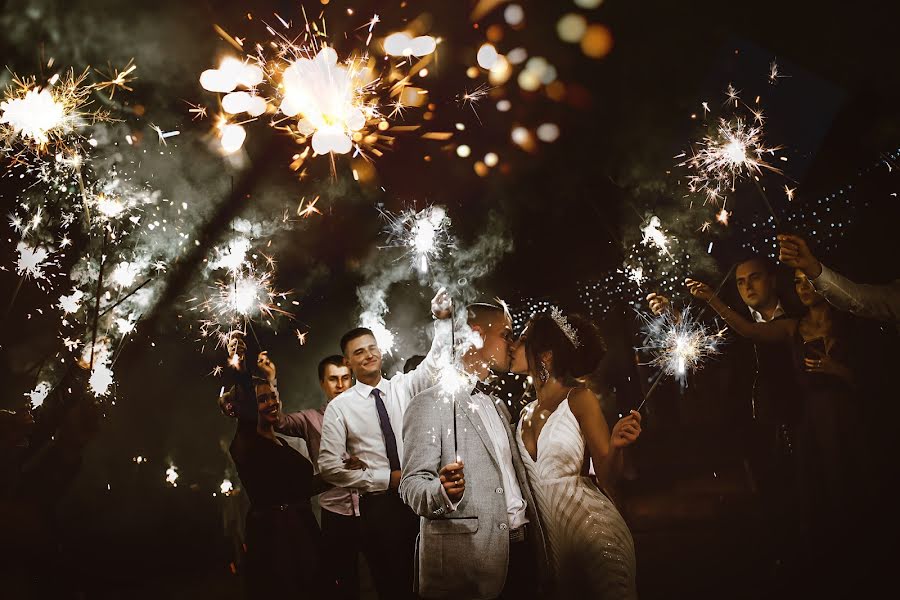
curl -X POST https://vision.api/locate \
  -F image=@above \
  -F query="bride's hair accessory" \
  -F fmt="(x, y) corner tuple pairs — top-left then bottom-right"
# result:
(550, 306), (580, 349)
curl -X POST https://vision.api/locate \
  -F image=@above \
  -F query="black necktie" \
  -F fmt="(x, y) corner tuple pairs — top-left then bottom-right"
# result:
(471, 380), (495, 396)
(372, 389), (401, 471)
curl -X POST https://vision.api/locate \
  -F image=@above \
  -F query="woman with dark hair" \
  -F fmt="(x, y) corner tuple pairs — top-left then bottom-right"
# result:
(510, 308), (642, 599)
(685, 270), (866, 582)
(226, 349), (328, 598)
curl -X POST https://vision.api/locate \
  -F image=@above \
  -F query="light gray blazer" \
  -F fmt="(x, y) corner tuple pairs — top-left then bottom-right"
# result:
(399, 384), (550, 599)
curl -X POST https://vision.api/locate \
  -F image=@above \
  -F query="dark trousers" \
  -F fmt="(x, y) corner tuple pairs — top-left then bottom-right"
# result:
(321, 508), (362, 600)
(359, 491), (418, 600)
(497, 530), (538, 600)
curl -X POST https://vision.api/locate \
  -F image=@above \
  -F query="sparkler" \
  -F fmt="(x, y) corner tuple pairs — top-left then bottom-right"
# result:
(198, 10), (435, 173)
(640, 216), (671, 256)
(0, 66), (124, 158)
(680, 86), (784, 224)
(637, 306), (726, 390)
(379, 205), (453, 275)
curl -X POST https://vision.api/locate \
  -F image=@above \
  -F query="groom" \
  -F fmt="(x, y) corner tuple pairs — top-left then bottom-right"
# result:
(400, 303), (550, 599)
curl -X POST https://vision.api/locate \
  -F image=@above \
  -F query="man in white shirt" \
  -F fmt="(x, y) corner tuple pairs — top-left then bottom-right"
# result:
(399, 303), (549, 599)
(318, 291), (452, 600)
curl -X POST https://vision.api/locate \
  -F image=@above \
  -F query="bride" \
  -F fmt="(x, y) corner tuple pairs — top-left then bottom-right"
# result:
(510, 308), (642, 599)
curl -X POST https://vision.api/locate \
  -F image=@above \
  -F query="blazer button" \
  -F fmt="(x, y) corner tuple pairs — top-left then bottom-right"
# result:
(499, 523), (508, 531)
(496, 487), (504, 494)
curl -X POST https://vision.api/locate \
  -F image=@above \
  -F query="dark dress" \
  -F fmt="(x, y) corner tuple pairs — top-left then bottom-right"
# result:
(230, 420), (326, 597)
(789, 324), (861, 548)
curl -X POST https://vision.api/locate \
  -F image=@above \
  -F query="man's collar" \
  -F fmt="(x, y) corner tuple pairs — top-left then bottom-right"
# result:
(749, 300), (785, 323)
(352, 376), (387, 399)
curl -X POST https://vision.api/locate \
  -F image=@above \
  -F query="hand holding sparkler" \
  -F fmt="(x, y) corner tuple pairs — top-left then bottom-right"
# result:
(431, 288), (453, 320)
(610, 411), (642, 450)
(646, 293), (672, 317)
(256, 350), (277, 383)
(685, 278), (716, 303)
(439, 460), (465, 503)
(777, 234), (823, 279)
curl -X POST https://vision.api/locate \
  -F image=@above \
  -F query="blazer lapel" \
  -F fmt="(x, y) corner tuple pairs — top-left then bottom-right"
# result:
(455, 390), (502, 471)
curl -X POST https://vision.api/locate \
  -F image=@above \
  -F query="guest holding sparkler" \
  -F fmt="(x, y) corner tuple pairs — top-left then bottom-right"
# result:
(225, 346), (329, 598)
(510, 309), (641, 599)
(649, 257), (800, 553)
(400, 303), (550, 599)
(685, 272), (868, 594)
(317, 290), (452, 600)
(778, 233), (900, 327)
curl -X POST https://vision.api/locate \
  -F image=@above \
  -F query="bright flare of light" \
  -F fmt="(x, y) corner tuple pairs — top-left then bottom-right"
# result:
(111, 261), (141, 289)
(0, 87), (66, 144)
(682, 116), (781, 205)
(383, 33), (437, 57)
(95, 195), (125, 220)
(280, 47), (369, 155)
(361, 313), (395, 355)
(26, 381), (51, 409)
(58, 289), (84, 314)
(220, 478), (234, 494)
(165, 464), (179, 487)
(380, 205), (453, 274)
(15, 242), (52, 280)
(640, 216), (670, 256)
(638, 307), (725, 387)
(219, 123), (246, 154)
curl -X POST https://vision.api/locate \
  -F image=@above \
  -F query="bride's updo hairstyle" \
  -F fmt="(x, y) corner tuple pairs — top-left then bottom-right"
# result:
(524, 311), (606, 382)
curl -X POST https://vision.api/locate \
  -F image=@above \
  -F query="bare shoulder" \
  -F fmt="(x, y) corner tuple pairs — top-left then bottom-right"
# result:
(567, 387), (602, 418)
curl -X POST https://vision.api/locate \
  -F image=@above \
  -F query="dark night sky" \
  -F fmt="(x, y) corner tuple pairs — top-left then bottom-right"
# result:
(1, 0), (899, 593)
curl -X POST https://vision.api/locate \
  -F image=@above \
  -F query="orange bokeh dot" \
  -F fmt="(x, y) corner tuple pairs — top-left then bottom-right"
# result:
(486, 24), (504, 43)
(581, 24), (614, 58)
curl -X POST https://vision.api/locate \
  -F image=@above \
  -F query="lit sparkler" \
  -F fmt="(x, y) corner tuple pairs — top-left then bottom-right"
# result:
(640, 216), (671, 256)
(197, 10), (435, 173)
(379, 205), (453, 274)
(638, 307), (726, 387)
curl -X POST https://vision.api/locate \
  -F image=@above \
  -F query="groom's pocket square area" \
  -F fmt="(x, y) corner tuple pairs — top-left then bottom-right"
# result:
(425, 517), (479, 535)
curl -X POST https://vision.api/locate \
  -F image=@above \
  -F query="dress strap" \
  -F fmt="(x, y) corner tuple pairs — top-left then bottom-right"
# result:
(563, 386), (582, 402)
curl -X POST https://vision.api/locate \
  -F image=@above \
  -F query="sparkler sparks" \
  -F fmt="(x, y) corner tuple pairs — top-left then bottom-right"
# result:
(640, 216), (671, 256)
(379, 205), (453, 274)
(0, 67), (120, 157)
(682, 116), (782, 206)
(638, 307), (726, 386)
(198, 10), (435, 174)
(26, 382), (52, 409)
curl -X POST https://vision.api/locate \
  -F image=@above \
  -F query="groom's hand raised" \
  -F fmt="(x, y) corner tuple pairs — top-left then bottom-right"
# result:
(439, 461), (465, 503)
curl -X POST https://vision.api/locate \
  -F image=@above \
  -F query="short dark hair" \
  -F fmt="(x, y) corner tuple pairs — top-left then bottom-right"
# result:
(524, 311), (606, 381)
(318, 355), (348, 381)
(340, 327), (375, 355)
(734, 255), (776, 276)
(403, 355), (426, 373)
(466, 302), (507, 328)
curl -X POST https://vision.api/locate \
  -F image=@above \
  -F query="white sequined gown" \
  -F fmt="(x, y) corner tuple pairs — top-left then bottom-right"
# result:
(517, 398), (637, 599)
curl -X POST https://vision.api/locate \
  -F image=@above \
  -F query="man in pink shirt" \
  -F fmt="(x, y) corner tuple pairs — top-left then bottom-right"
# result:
(276, 355), (365, 600)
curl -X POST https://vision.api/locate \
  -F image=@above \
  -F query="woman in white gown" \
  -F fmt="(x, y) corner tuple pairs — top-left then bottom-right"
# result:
(510, 308), (642, 599)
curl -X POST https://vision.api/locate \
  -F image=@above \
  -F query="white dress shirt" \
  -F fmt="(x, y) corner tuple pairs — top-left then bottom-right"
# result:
(749, 301), (785, 323)
(318, 320), (451, 493)
(463, 390), (529, 529)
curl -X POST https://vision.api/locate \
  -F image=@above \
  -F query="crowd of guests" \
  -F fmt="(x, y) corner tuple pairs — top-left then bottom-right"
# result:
(650, 234), (897, 597)
(218, 290), (642, 599)
(216, 233), (898, 599)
